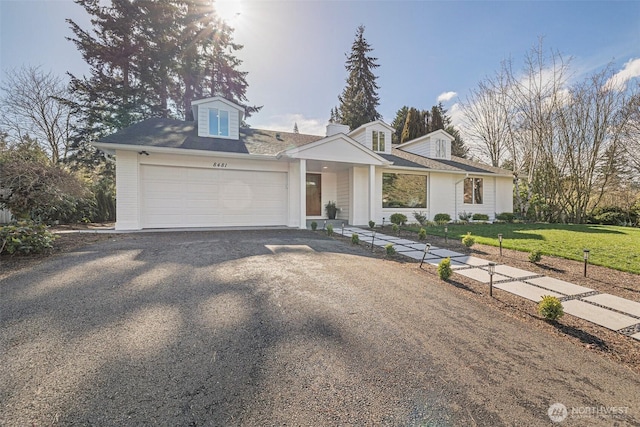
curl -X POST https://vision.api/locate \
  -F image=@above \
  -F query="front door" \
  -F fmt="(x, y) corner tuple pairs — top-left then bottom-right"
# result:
(306, 173), (322, 216)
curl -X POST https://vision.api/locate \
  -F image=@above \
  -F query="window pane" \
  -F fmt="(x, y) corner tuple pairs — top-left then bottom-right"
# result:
(209, 108), (218, 135)
(379, 132), (385, 151)
(219, 110), (229, 136)
(474, 178), (483, 204)
(382, 173), (426, 208)
(372, 131), (378, 151)
(463, 178), (473, 204)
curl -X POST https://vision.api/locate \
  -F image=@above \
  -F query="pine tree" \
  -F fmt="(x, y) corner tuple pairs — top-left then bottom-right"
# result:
(390, 106), (409, 144)
(337, 25), (381, 130)
(400, 107), (426, 143)
(293, 122), (299, 133)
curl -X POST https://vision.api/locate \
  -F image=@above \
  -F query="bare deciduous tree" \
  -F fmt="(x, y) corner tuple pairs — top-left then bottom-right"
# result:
(0, 66), (74, 163)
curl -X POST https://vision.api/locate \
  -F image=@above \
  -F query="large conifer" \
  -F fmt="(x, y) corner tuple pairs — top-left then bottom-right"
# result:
(337, 25), (381, 130)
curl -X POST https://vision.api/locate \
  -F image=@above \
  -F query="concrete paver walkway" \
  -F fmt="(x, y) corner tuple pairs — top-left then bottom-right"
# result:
(343, 227), (640, 342)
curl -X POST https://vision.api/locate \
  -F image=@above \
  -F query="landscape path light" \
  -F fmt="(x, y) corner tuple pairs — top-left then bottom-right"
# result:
(583, 249), (590, 277)
(341, 222), (345, 236)
(488, 262), (496, 297)
(371, 230), (376, 251)
(323, 219), (327, 231)
(444, 225), (448, 243)
(498, 233), (503, 257)
(420, 243), (432, 269)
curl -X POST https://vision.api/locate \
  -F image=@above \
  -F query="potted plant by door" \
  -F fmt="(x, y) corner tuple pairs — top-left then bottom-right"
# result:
(325, 201), (338, 219)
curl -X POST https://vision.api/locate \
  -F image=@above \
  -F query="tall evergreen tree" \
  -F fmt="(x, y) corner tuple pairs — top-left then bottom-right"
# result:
(337, 25), (381, 130)
(293, 122), (299, 134)
(390, 106), (409, 144)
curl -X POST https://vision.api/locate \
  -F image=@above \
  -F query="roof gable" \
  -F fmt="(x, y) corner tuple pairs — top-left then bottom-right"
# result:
(282, 133), (389, 165)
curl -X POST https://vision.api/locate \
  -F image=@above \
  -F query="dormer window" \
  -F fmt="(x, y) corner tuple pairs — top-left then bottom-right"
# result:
(372, 130), (385, 152)
(435, 139), (447, 158)
(209, 108), (229, 137)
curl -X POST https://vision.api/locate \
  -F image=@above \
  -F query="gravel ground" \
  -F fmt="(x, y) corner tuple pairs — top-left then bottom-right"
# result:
(1, 229), (639, 426)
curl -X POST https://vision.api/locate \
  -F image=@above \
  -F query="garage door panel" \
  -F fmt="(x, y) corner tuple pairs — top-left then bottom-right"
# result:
(141, 165), (287, 228)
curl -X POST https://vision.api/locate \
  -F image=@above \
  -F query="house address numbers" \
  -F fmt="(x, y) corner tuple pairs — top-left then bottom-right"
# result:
(212, 162), (228, 168)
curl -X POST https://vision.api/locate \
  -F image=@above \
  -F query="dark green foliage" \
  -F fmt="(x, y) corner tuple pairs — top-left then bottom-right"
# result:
(390, 106), (409, 144)
(325, 201), (337, 219)
(384, 243), (396, 256)
(538, 295), (564, 321)
(587, 206), (638, 226)
(462, 232), (475, 247)
(337, 25), (381, 129)
(351, 233), (360, 245)
(368, 220), (375, 229)
(390, 213), (408, 225)
(496, 212), (515, 222)
(413, 211), (428, 226)
(438, 257), (452, 280)
(0, 221), (57, 255)
(392, 223), (400, 234)
(433, 213), (451, 223)
(310, 221), (318, 231)
(326, 224), (334, 236)
(529, 250), (542, 263)
(418, 228), (427, 240)
(472, 213), (490, 221)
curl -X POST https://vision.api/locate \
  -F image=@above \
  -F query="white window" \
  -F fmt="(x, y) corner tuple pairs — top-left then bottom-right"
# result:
(464, 177), (483, 204)
(372, 130), (385, 152)
(209, 108), (230, 137)
(435, 139), (447, 158)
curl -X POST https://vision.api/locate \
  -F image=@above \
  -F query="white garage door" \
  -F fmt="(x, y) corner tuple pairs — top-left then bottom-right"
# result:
(141, 165), (288, 228)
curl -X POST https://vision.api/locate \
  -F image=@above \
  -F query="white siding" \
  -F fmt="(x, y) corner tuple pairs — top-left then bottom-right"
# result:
(115, 150), (141, 230)
(404, 140), (432, 158)
(336, 170), (350, 221)
(495, 176), (514, 215)
(320, 172), (337, 218)
(288, 161), (301, 228)
(430, 174), (455, 220)
(351, 166), (370, 225)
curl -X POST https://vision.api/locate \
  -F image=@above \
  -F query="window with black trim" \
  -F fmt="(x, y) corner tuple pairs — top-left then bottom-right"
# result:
(464, 177), (483, 204)
(382, 173), (427, 208)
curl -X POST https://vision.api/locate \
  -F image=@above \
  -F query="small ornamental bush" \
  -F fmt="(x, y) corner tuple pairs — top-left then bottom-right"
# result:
(413, 211), (428, 226)
(418, 228), (427, 240)
(458, 211), (472, 222)
(462, 232), (475, 248)
(472, 213), (489, 221)
(392, 223), (400, 234)
(438, 257), (453, 280)
(529, 250), (542, 263)
(368, 220), (376, 229)
(0, 221), (57, 255)
(310, 221), (318, 231)
(351, 233), (360, 245)
(326, 224), (334, 236)
(538, 295), (564, 321)
(390, 213), (408, 226)
(433, 213), (451, 224)
(495, 212), (515, 222)
(384, 243), (396, 256)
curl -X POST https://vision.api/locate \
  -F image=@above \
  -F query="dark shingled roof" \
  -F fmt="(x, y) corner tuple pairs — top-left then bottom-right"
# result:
(98, 118), (323, 156)
(379, 154), (430, 169)
(389, 147), (512, 175)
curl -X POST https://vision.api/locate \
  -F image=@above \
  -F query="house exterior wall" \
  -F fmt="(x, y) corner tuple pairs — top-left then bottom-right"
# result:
(336, 170), (350, 221)
(287, 160), (301, 228)
(320, 172), (338, 218)
(495, 176), (514, 215)
(115, 150), (141, 230)
(350, 166), (370, 225)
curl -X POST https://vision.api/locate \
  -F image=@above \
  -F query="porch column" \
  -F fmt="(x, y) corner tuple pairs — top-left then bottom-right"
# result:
(299, 159), (306, 229)
(369, 164), (376, 223)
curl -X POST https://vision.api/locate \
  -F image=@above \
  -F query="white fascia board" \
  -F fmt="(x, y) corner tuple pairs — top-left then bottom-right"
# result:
(279, 134), (392, 165)
(92, 142), (279, 161)
(348, 120), (395, 136)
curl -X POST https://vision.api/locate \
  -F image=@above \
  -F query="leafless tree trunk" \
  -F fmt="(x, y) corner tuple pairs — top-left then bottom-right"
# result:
(0, 66), (74, 164)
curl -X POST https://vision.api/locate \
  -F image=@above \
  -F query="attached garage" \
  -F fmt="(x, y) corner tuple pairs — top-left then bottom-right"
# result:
(140, 165), (288, 228)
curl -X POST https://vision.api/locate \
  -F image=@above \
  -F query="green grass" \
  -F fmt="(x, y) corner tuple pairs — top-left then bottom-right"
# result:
(405, 223), (640, 274)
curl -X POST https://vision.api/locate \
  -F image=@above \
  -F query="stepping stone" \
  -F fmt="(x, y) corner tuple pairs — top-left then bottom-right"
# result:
(430, 248), (465, 258)
(455, 267), (509, 283)
(450, 255), (491, 267)
(526, 277), (593, 296)
(583, 294), (640, 318)
(421, 258), (466, 268)
(632, 333), (640, 341)
(387, 239), (418, 245)
(562, 300), (639, 331)
(490, 265), (538, 280)
(371, 239), (393, 246)
(407, 243), (440, 251)
(494, 281), (563, 302)
(393, 245), (416, 252)
(402, 250), (429, 260)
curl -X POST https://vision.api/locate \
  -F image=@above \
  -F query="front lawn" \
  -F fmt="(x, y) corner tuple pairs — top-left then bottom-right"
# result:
(405, 223), (640, 274)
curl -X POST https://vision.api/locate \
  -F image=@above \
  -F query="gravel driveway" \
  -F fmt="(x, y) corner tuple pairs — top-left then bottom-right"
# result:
(1, 229), (639, 426)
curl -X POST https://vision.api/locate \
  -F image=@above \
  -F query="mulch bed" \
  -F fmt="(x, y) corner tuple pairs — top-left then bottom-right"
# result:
(333, 227), (640, 374)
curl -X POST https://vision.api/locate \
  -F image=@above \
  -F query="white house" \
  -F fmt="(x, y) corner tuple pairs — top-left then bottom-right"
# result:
(93, 96), (513, 230)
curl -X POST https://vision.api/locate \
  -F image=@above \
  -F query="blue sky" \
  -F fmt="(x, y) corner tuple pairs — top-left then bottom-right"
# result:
(1, 0), (639, 135)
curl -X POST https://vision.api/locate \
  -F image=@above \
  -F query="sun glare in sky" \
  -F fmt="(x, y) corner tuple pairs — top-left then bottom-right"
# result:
(215, 0), (244, 24)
